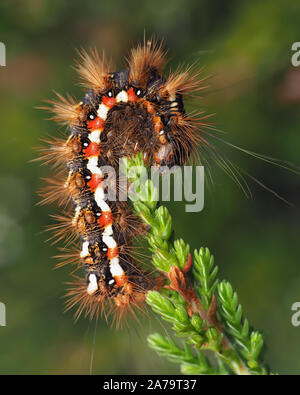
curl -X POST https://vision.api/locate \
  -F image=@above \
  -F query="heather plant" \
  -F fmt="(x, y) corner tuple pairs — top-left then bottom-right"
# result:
(122, 153), (268, 375)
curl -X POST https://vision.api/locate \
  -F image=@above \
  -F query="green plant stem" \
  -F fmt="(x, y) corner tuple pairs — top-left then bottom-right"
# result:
(122, 153), (268, 375)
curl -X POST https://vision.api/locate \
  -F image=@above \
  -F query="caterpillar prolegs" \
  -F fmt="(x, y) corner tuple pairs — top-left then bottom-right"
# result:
(38, 40), (205, 324)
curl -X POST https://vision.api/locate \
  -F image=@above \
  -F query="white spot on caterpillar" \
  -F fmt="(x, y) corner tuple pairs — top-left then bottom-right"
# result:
(110, 258), (124, 277)
(116, 90), (128, 103)
(80, 241), (89, 258)
(108, 279), (115, 285)
(95, 186), (110, 211)
(102, 235), (117, 249)
(97, 103), (109, 120)
(89, 130), (101, 143)
(170, 101), (177, 107)
(87, 273), (98, 295)
(87, 156), (102, 175)
(102, 224), (113, 236)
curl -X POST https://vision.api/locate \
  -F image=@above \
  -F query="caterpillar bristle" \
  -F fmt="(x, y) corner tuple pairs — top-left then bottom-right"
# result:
(64, 278), (103, 321)
(74, 48), (114, 91)
(53, 246), (82, 269)
(40, 92), (84, 126)
(46, 212), (77, 245)
(112, 204), (147, 239)
(34, 137), (71, 171)
(161, 64), (208, 99)
(128, 38), (167, 86)
(64, 273), (162, 328)
(37, 175), (70, 207)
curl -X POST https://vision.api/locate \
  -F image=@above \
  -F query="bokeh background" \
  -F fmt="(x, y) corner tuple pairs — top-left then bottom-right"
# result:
(0, 0), (300, 374)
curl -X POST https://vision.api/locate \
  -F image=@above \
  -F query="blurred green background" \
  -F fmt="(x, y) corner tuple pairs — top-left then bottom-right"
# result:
(0, 0), (300, 374)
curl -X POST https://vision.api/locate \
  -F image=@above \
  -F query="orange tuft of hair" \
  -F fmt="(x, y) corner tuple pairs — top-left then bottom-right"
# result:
(160, 65), (209, 99)
(41, 92), (84, 126)
(64, 277), (128, 326)
(64, 274), (164, 328)
(128, 38), (168, 86)
(74, 48), (113, 92)
(37, 174), (70, 208)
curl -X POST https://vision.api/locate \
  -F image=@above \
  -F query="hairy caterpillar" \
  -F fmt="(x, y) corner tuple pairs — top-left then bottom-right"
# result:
(37, 39), (207, 325)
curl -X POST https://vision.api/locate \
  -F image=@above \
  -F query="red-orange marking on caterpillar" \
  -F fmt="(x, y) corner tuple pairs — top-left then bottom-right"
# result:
(97, 211), (113, 227)
(87, 117), (105, 130)
(87, 173), (103, 192)
(102, 96), (116, 108)
(83, 142), (100, 157)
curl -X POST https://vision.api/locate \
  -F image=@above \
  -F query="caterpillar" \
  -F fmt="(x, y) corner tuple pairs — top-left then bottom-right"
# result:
(37, 39), (207, 325)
